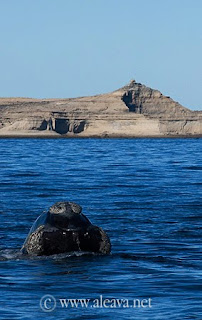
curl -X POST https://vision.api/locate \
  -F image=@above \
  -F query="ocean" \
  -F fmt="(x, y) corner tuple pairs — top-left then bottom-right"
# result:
(0, 138), (201, 320)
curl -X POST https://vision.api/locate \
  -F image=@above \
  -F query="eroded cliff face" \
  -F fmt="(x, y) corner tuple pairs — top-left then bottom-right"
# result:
(0, 80), (201, 137)
(121, 80), (193, 117)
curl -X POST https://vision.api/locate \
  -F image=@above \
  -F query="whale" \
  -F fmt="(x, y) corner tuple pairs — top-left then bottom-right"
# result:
(21, 201), (111, 256)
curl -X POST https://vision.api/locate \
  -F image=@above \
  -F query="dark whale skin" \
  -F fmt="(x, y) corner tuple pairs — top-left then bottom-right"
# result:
(21, 202), (111, 256)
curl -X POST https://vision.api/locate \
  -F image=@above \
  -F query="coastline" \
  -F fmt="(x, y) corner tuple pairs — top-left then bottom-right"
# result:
(0, 133), (201, 139)
(1, 80), (201, 138)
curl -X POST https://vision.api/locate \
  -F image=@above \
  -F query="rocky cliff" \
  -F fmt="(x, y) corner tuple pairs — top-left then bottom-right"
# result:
(0, 80), (201, 137)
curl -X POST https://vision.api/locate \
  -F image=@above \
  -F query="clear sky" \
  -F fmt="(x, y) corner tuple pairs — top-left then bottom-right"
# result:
(0, 0), (201, 110)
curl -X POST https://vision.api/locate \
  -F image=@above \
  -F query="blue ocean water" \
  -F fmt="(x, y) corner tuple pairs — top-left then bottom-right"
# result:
(0, 138), (201, 320)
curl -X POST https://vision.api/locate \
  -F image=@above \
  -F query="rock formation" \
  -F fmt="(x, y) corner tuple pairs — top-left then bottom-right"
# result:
(0, 80), (201, 137)
(21, 201), (111, 256)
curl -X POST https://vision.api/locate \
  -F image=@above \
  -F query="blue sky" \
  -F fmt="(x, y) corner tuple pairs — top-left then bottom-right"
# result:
(0, 0), (201, 110)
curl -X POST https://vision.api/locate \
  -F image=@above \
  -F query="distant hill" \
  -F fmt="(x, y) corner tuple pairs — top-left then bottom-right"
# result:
(0, 80), (201, 137)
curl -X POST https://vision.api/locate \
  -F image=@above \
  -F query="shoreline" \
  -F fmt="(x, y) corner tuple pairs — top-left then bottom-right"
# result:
(0, 80), (201, 139)
(0, 134), (201, 139)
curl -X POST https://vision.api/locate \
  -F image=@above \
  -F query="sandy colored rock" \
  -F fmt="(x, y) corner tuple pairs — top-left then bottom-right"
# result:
(0, 80), (201, 137)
